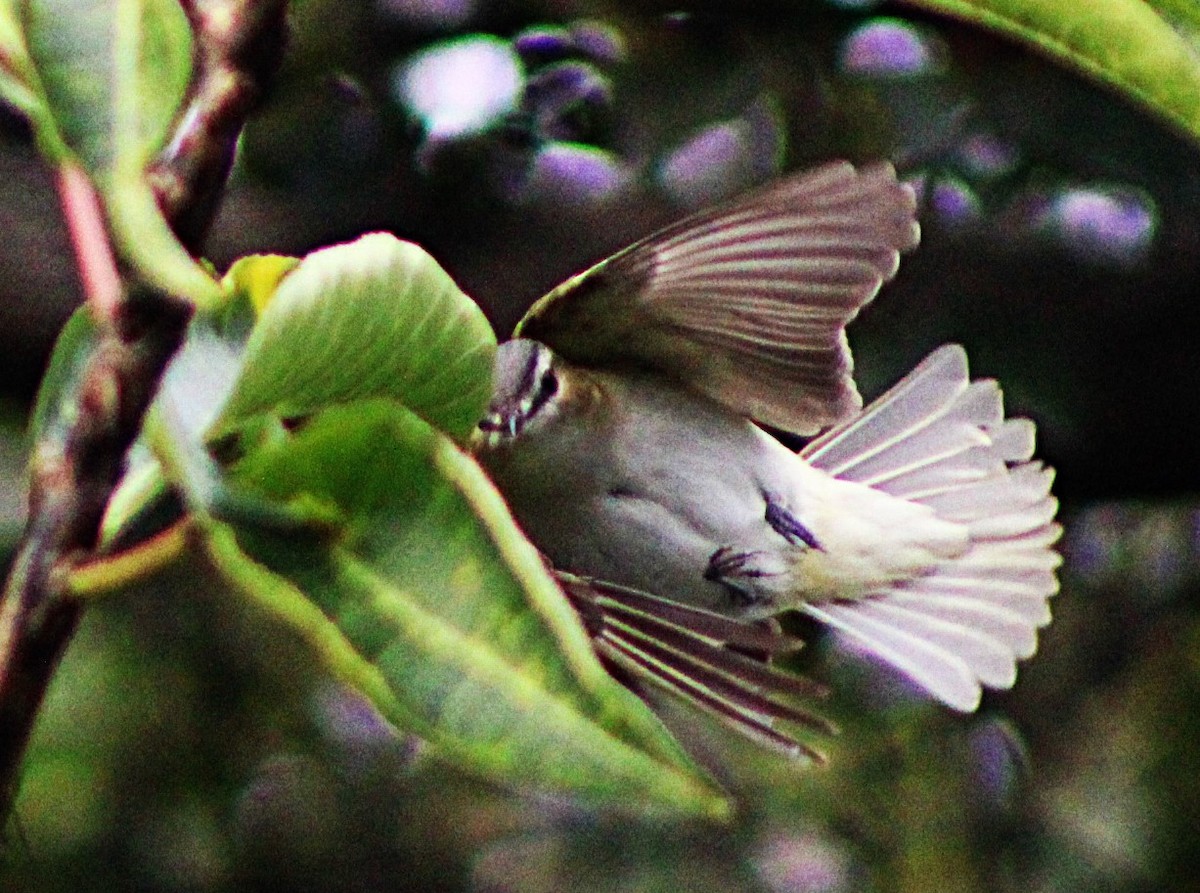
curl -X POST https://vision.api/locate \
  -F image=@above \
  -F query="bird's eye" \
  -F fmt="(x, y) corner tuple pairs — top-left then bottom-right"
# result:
(527, 367), (559, 418)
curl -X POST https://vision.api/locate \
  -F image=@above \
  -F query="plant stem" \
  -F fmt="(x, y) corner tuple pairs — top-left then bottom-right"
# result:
(0, 0), (289, 832)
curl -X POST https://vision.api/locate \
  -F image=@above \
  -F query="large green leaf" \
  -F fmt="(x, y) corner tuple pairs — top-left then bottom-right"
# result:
(214, 234), (497, 444)
(0, 1), (32, 104)
(900, 0), (1200, 145)
(1148, 0), (1200, 34)
(212, 399), (728, 817)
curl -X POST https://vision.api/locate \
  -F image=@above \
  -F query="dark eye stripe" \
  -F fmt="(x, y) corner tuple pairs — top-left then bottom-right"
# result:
(477, 346), (557, 439)
(526, 366), (559, 420)
(517, 346), (546, 404)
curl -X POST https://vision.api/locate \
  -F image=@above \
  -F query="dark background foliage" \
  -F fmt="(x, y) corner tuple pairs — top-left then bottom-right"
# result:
(1, 1), (1198, 891)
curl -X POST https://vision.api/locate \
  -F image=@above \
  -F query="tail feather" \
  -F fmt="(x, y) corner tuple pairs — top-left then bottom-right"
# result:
(832, 421), (992, 490)
(919, 465), (1056, 529)
(990, 417), (1037, 461)
(875, 592), (1038, 655)
(803, 601), (981, 710)
(801, 345), (972, 476)
(800, 344), (1060, 711)
(862, 441), (999, 498)
(904, 580), (1052, 627)
(841, 600), (1018, 687)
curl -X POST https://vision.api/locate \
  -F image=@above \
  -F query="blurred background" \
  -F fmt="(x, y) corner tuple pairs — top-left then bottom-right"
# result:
(2, 1), (1199, 891)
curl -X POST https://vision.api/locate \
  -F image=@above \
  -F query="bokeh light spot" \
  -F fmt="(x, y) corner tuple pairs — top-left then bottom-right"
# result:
(754, 832), (852, 893)
(659, 102), (783, 207)
(929, 175), (982, 227)
(1041, 186), (1158, 265)
(957, 133), (1020, 178)
(840, 19), (940, 77)
(525, 142), (629, 205)
(393, 35), (523, 139)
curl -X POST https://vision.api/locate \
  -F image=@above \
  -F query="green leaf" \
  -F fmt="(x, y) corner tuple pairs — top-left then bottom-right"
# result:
(20, 0), (221, 307)
(112, 0), (192, 172)
(93, 254), (294, 550)
(1149, 0), (1200, 35)
(26, 307), (99, 448)
(899, 0), (1200, 145)
(22, 0), (191, 172)
(0, 0), (69, 160)
(221, 253), (302, 316)
(215, 234), (497, 444)
(0, 1), (32, 101)
(105, 171), (225, 308)
(214, 399), (729, 818)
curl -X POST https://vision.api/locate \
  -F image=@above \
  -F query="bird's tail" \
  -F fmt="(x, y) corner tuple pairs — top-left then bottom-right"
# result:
(798, 344), (1061, 711)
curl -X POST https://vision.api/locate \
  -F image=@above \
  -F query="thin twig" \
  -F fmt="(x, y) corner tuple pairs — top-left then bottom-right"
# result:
(0, 0), (289, 830)
(57, 164), (122, 321)
(150, 0), (289, 253)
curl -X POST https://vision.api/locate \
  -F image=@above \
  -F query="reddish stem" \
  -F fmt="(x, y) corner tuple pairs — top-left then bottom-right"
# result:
(56, 164), (122, 322)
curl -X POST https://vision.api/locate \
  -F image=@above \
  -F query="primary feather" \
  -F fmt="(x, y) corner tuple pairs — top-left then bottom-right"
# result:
(556, 572), (834, 760)
(517, 161), (920, 435)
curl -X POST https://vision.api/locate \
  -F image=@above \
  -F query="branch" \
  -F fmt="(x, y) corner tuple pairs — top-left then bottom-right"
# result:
(0, 0), (289, 830)
(150, 0), (289, 252)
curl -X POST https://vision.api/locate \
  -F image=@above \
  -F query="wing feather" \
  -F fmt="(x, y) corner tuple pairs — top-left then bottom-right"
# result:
(555, 572), (833, 760)
(516, 161), (920, 435)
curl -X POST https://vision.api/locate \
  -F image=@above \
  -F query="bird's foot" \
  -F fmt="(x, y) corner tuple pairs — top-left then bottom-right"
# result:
(764, 495), (822, 550)
(705, 546), (783, 608)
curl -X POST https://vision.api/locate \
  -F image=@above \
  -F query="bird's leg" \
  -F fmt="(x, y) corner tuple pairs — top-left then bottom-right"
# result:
(705, 494), (821, 609)
(763, 494), (823, 550)
(704, 546), (781, 607)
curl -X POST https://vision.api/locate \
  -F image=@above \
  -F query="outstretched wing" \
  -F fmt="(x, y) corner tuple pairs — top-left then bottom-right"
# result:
(555, 572), (834, 760)
(516, 161), (920, 435)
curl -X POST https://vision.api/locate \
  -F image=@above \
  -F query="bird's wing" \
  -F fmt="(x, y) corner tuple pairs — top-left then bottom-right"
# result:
(516, 161), (919, 435)
(555, 572), (834, 760)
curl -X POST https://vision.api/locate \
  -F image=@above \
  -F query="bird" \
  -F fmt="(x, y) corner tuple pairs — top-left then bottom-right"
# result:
(471, 161), (1060, 751)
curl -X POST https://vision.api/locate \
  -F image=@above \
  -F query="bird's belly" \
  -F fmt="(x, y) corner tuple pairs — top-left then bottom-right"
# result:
(547, 491), (743, 612)
(508, 463), (763, 613)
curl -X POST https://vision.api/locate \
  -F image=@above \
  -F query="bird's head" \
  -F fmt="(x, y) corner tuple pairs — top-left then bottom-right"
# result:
(475, 338), (565, 449)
